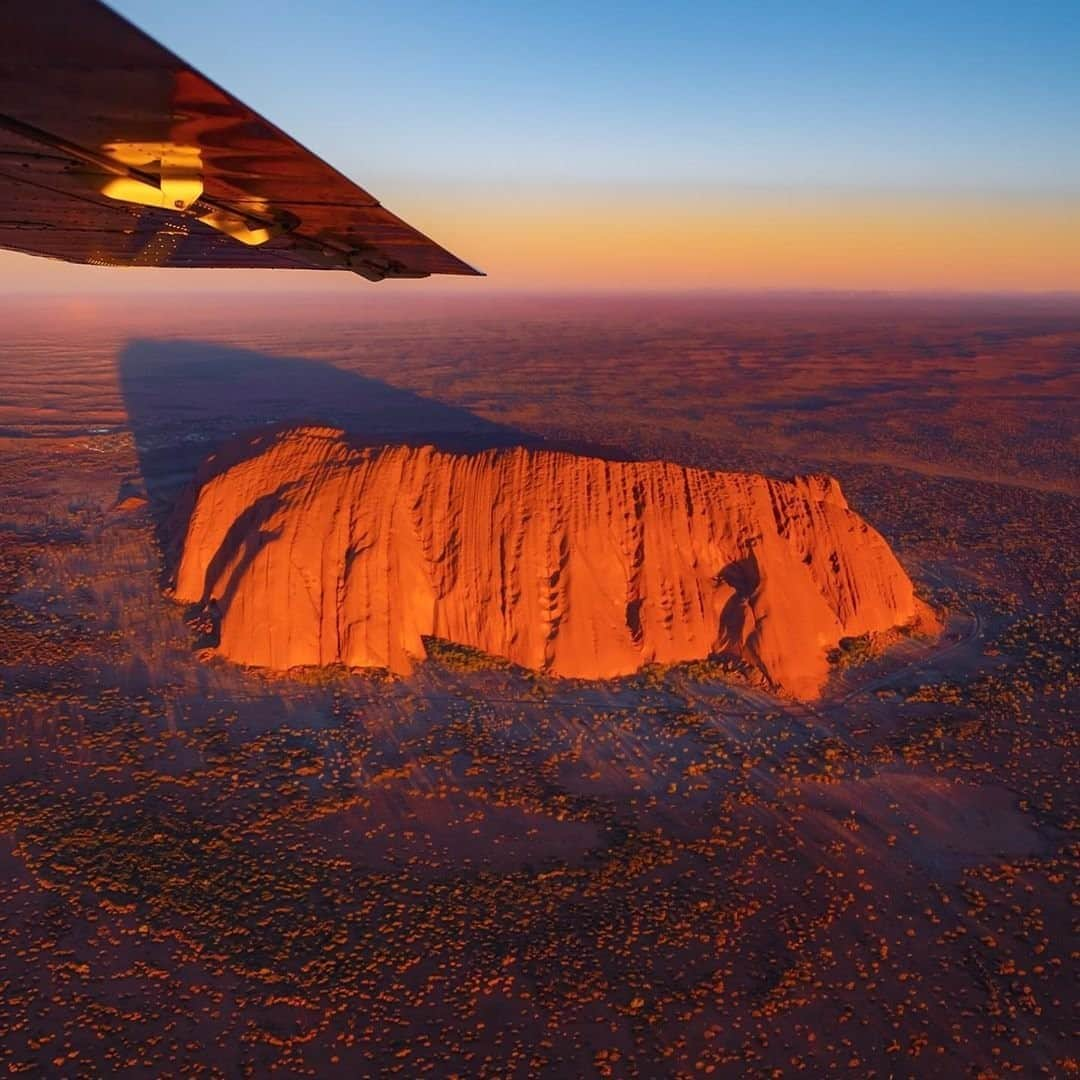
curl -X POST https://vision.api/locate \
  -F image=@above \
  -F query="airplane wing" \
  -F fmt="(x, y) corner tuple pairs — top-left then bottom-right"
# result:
(0, 0), (482, 281)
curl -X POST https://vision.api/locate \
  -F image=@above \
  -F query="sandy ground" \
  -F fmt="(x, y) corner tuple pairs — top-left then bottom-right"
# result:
(0, 292), (1075, 1076)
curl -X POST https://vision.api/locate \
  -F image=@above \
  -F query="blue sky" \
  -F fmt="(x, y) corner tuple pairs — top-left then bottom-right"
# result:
(111, 0), (1079, 197)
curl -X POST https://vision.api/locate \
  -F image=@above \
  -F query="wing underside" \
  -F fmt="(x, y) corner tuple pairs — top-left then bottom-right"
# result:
(0, 1), (481, 280)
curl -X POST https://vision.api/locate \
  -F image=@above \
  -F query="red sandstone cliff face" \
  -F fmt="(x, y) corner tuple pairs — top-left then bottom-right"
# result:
(173, 427), (931, 699)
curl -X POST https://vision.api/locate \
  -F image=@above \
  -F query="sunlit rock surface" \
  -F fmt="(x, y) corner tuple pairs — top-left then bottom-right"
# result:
(174, 426), (930, 697)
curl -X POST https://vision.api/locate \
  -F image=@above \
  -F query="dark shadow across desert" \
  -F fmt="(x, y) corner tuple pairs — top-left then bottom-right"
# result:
(117, 337), (541, 503)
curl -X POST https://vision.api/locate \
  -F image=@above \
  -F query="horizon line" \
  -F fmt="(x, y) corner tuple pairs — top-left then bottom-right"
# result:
(2, 284), (1079, 302)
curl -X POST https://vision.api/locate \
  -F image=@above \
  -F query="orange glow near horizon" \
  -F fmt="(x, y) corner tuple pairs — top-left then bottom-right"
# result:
(426, 190), (1080, 292)
(1, 189), (1076, 294)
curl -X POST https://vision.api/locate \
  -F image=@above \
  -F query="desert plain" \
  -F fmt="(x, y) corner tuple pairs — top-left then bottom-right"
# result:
(0, 291), (1076, 1076)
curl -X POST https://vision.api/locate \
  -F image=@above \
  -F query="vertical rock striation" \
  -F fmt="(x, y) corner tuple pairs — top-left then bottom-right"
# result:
(173, 426), (931, 698)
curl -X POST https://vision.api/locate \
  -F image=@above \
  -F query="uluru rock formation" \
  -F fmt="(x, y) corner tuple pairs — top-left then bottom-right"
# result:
(173, 426), (932, 699)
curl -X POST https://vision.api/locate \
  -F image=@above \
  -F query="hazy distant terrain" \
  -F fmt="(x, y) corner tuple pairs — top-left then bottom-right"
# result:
(0, 292), (1075, 1076)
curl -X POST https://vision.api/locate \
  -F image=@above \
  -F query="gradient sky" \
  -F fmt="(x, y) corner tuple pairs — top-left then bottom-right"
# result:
(5, 0), (1078, 292)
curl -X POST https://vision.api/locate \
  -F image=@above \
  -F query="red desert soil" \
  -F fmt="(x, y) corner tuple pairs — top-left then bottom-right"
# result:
(795, 774), (1047, 873)
(173, 426), (933, 698)
(312, 790), (602, 877)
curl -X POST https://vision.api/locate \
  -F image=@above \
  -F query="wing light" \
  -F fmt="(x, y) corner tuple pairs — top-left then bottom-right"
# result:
(96, 141), (282, 246)
(196, 208), (278, 246)
(98, 142), (203, 211)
